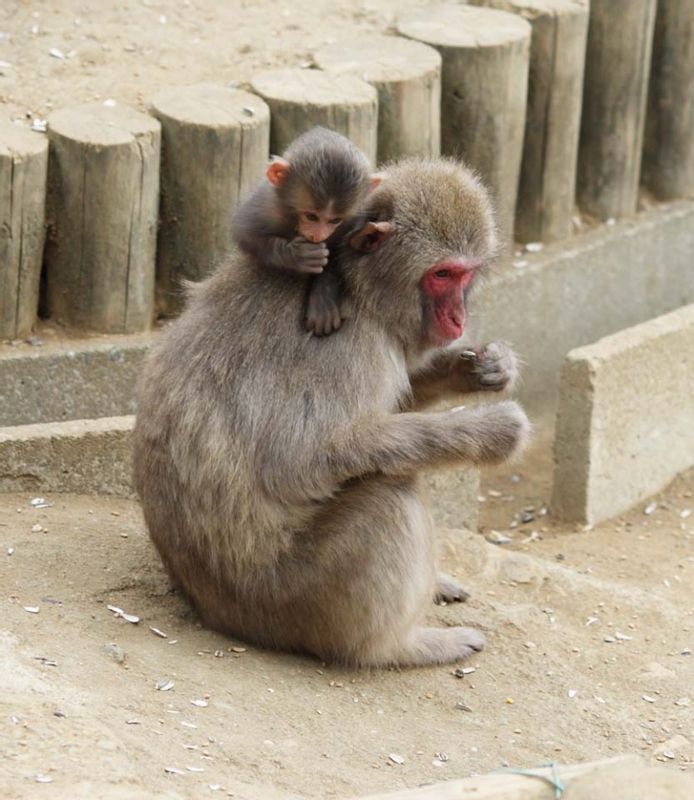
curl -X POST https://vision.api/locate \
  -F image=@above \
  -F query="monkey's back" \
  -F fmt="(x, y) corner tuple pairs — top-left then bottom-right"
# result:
(133, 254), (411, 610)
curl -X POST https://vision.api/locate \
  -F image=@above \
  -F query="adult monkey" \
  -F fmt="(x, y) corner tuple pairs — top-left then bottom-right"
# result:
(133, 158), (529, 667)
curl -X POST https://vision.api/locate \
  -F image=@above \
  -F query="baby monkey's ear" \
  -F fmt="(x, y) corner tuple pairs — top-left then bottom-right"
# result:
(267, 158), (291, 186)
(349, 221), (395, 253)
(369, 172), (387, 192)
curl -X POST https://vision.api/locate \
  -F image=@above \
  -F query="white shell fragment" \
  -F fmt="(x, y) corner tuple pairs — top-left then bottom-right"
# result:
(191, 699), (208, 708)
(164, 767), (185, 775)
(35, 774), (53, 783)
(107, 605), (140, 624)
(524, 242), (543, 253)
(30, 497), (51, 508)
(642, 695), (657, 703)
(388, 753), (405, 764)
(156, 679), (175, 692)
(24, 606), (40, 614)
(186, 766), (205, 773)
(149, 626), (168, 638)
(644, 502), (657, 515)
(49, 48), (65, 59)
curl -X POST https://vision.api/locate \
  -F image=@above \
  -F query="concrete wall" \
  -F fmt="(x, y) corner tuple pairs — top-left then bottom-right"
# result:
(469, 200), (694, 414)
(552, 304), (694, 524)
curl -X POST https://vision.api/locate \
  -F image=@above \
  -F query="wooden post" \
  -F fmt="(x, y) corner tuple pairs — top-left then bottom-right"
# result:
(473, 1), (589, 243)
(642, 0), (694, 200)
(0, 118), (48, 341)
(149, 84), (270, 316)
(250, 69), (378, 165)
(398, 5), (531, 246)
(576, 0), (657, 219)
(313, 36), (441, 163)
(45, 104), (160, 333)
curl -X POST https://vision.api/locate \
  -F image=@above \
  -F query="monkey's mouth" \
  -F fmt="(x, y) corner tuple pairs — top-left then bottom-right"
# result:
(435, 309), (465, 342)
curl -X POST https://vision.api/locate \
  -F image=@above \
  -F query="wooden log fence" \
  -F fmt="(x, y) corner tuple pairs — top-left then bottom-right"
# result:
(149, 83), (270, 316)
(1, 1), (693, 339)
(397, 5), (532, 246)
(313, 35), (441, 163)
(0, 117), (48, 340)
(44, 103), (160, 333)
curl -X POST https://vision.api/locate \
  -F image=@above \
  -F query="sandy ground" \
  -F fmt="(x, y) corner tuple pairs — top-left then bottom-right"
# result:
(0, 0), (441, 123)
(2, 434), (693, 799)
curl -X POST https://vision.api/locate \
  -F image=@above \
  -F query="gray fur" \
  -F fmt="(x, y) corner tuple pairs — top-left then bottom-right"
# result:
(133, 158), (529, 667)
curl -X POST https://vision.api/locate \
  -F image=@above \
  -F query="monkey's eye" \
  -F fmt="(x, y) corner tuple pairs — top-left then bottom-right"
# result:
(304, 212), (320, 222)
(434, 269), (451, 279)
(328, 218), (343, 226)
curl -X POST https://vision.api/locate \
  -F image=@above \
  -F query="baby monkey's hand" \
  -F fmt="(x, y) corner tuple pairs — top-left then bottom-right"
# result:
(273, 237), (329, 275)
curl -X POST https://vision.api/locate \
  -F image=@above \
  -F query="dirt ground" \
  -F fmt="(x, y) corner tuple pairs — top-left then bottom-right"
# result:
(2, 431), (693, 799)
(0, 0), (440, 123)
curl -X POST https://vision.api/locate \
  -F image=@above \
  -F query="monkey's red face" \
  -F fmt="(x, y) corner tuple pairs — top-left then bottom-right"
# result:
(296, 209), (345, 243)
(420, 261), (477, 347)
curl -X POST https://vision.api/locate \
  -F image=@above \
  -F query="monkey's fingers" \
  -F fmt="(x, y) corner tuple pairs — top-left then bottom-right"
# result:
(477, 372), (509, 392)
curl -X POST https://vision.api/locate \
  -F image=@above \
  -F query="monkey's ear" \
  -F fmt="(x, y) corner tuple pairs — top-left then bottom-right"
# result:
(267, 158), (290, 186)
(348, 220), (395, 253)
(369, 172), (386, 192)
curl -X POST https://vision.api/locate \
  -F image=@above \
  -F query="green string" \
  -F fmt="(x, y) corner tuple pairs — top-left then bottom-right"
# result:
(493, 762), (566, 798)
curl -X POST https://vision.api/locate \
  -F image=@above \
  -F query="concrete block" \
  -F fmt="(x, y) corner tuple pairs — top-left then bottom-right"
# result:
(552, 304), (694, 524)
(0, 333), (153, 427)
(0, 416), (135, 496)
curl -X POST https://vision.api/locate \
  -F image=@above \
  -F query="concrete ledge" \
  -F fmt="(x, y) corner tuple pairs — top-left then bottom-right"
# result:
(551, 304), (694, 524)
(0, 416), (135, 495)
(0, 332), (153, 427)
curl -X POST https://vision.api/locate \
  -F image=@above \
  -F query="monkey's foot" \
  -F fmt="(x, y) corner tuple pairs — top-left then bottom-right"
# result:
(434, 573), (470, 604)
(395, 626), (485, 666)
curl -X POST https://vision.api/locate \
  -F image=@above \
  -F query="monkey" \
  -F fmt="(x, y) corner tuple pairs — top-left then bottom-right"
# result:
(133, 157), (530, 668)
(231, 126), (380, 336)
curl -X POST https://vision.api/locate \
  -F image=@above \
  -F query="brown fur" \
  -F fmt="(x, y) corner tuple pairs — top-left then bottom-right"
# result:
(133, 158), (529, 667)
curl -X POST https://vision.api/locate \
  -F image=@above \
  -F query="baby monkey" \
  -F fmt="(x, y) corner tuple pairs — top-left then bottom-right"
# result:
(232, 127), (380, 335)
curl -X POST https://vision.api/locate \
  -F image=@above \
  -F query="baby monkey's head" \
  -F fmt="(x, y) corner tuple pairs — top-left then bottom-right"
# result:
(267, 127), (381, 243)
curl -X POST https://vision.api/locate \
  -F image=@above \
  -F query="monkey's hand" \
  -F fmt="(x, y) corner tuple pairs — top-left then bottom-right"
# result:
(450, 400), (530, 464)
(304, 270), (344, 336)
(453, 341), (518, 394)
(272, 237), (329, 275)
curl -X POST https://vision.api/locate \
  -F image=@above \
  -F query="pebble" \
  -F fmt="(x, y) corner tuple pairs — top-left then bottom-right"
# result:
(102, 643), (126, 664)
(455, 702), (472, 712)
(23, 606), (40, 614)
(644, 502), (657, 515)
(525, 242), (543, 253)
(388, 753), (405, 765)
(191, 699), (208, 707)
(156, 679), (175, 691)
(35, 774), (53, 783)
(49, 48), (65, 59)
(642, 695), (657, 704)
(486, 530), (512, 545)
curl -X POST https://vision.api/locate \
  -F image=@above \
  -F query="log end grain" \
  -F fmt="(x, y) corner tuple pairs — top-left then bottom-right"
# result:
(397, 4), (531, 49)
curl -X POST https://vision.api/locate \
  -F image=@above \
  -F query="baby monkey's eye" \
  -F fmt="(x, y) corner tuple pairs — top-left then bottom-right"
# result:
(434, 269), (451, 278)
(304, 212), (320, 222)
(328, 218), (343, 226)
